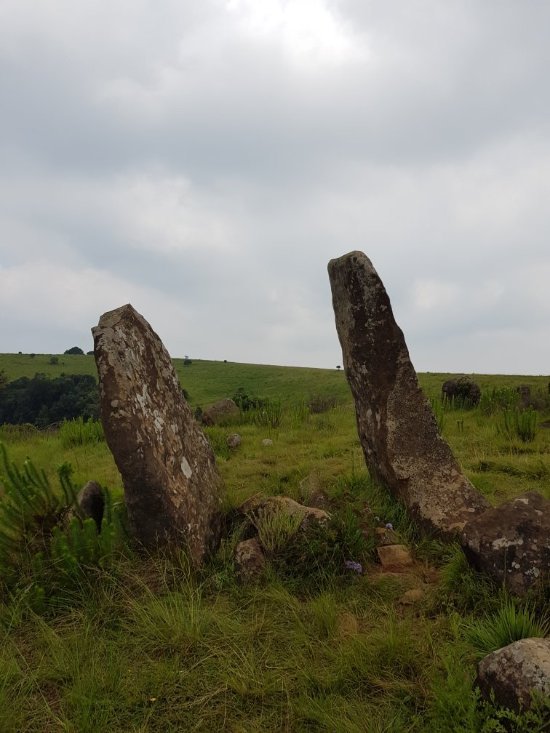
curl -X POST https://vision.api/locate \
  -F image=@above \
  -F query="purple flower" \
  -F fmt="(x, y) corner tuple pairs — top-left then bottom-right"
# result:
(344, 560), (363, 574)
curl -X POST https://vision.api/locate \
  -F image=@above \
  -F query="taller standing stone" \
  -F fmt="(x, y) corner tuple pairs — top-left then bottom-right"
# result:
(92, 304), (223, 566)
(328, 252), (488, 537)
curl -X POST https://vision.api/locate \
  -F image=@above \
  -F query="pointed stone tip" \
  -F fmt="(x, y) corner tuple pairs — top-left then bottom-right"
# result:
(328, 251), (374, 273)
(93, 304), (141, 331)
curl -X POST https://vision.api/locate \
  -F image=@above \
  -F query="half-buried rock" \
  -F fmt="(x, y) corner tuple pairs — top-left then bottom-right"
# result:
(92, 304), (223, 566)
(328, 251), (489, 538)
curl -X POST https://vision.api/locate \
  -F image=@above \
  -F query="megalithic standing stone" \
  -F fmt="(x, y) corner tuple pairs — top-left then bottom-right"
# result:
(328, 251), (488, 537)
(92, 304), (223, 566)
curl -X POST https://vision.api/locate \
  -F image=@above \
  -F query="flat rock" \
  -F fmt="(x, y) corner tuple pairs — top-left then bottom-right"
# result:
(476, 637), (550, 712)
(377, 544), (414, 569)
(92, 304), (223, 566)
(461, 491), (550, 596)
(239, 495), (330, 529)
(328, 251), (489, 538)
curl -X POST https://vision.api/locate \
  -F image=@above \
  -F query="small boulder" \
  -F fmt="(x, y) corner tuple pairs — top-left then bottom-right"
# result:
(239, 495), (330, 529)
(476, 637), (550, 712)
(227, 433), (242, 449)
(77, 481), (105, 531)
(261, 438), (273, 447)
(234, 538), (266, 583)
(461, 491), (550, 596)
(377, 544), (414, 569)
(202, 399), (240, 426)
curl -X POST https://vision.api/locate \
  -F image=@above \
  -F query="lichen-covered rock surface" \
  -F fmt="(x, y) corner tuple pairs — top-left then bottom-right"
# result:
(476, 637), (550, 712)
(328, 251), (488, 537)
(92, 304), (223, 566)
(461, 491), (550, 595)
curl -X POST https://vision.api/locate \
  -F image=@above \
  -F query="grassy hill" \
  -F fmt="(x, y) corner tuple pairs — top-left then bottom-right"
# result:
(0, 356), (549, 730)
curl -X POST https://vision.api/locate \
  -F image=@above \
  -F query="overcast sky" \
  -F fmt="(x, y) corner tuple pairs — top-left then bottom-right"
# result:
(1, 1), (549, 374)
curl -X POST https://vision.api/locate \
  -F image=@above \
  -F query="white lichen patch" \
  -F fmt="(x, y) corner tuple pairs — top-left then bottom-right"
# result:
(492, 537), (523, 550)
(181, 457), (192, 479)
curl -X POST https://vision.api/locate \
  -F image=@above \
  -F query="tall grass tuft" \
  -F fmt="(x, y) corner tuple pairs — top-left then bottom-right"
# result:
(464, 600), (550, 659)
(497, 408), (538, 443)
(59, 417), (105, 448)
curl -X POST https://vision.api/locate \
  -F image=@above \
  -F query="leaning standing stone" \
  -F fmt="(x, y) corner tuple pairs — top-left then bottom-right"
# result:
(328, 251), (488, 537)
(92, 304), (223, 566)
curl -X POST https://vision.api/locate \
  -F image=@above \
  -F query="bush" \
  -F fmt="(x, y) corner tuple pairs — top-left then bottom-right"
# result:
(479, 387), (520, 416)
(308, 394), (338, 414)
(497, 408), (538, 443)
(64, 347), (84, 355)
(232, 387), (266, 412)
(0, 373), (99, 426)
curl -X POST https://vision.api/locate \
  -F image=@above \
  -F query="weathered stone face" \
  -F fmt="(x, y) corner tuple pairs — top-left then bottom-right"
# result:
(328, 251), (489, 537)
(476, 638), (550, 712)
(92, 304), (223, 566)
(461, 491), (550, 595)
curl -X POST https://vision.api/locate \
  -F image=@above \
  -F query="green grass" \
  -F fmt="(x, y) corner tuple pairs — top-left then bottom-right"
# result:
(0, 358), (549, 730)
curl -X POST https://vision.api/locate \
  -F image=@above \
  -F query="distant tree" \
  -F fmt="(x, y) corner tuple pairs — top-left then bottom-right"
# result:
(49, 356), (59, 365)
(86, 350), (94, 356)
(336, 365), (342, 370)
(0, 373), (99, 426)
(64, 346), (84, 355)
(183, 358), (192, 366)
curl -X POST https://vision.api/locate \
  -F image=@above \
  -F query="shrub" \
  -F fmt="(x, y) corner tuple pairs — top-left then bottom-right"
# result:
(497, 408), (538, 443)
(442, 377), (481, 408)
(0, 444), (126, 600)
(251, 399), (283, 428)
(64, 347), (84, 355)
(479, 387), (520, 415)
(232, 387), (266, 412)
(308, 394), (338, 414)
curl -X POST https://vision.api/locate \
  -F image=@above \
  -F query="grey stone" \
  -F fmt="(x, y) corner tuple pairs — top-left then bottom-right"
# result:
(377, 544), (414, 569)
(234, 537), (266, 583)
(461, 491), (550, 596)
(77, 481), (105, 531)
(226, 433), (242, 449)
(476, 637), (550, 712)
(202, 399), (240, 426)
(328, 251), (489, 538)
(92, 304), (223, 566)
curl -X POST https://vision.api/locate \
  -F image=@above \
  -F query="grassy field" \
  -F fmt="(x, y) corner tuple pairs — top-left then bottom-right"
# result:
(0, 357), (549, 731)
